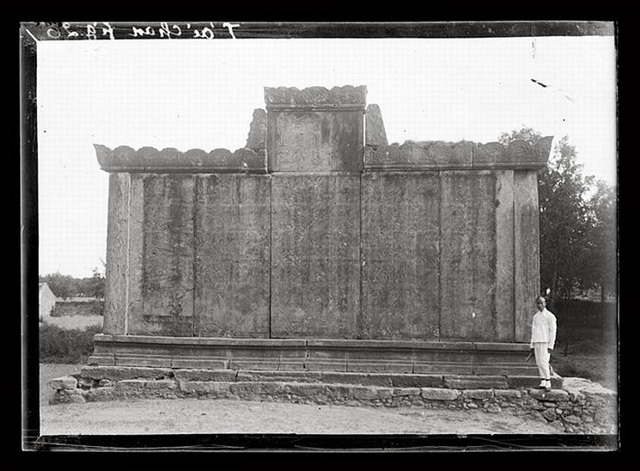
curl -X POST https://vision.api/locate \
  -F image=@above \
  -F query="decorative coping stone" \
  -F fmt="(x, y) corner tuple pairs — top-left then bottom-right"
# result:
(264, 85), (367, 110)
(94, 145), (268, 174)
(364, 136), (553, 171)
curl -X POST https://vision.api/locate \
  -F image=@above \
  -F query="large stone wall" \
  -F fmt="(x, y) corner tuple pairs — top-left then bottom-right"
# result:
(95, 85), (552, 346)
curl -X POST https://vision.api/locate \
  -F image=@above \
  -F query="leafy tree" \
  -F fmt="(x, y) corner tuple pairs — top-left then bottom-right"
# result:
(39, 267), (105, 299)
(583, 180), (617, 302)
(39, 272), (76, 299)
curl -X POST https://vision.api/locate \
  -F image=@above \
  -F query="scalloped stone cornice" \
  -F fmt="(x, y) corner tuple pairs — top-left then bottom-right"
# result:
(94, 145), (267, 173)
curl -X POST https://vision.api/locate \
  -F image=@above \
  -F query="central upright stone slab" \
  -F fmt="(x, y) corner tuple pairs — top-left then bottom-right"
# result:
(266, 86), (366, 338)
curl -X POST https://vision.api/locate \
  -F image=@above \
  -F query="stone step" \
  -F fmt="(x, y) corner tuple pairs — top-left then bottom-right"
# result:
(78, 365), (563, 390)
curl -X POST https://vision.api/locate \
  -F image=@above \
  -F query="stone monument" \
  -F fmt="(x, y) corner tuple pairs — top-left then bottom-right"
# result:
(89, 85), (555, 385)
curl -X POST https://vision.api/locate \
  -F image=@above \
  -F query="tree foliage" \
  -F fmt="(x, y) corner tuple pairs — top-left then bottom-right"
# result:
(498, 127), (616, 302)
(40, 268), (105, 299)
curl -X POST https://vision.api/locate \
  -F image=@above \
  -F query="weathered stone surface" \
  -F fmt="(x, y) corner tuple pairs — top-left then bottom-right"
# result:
(267, 110), (363, 172)
(350, 386), (394, 401)
(420, 387), (461, 401)
(390, 374), (444, 388)
(117, 355), (173, 368)
(533, 136), (554, 162)
(49, 376), (78, 390)
(506, 140), (535, 162)
(461, 389), (495, 400)
(179, 380), (232, 397)
(563, 414), (581, 425)
(361, 171), (440, 339)
(320, 372), (392, 387)
(133, 175), (195, 336)
(143, 379), (178, 390)
(94, 85), (551, 381)
(451, 141), (474, 166)
(528, 388), (570, 402)
(507, 375), (563, 390)
(562, 377), (616, 400)
(444, 375), (508, 390)
(80, 366), (173, 381)
(51, 389), (86, 404)
(514, 171), (541, 341)
(85, 387), (115, 402)
(238, 371), (322, 383)
(365, 104), (388, 147)
(484, 404), (502, 414)
(245, 108), (267, 150)
(494, 170), (515, 341)
(264, 85), (367, 107)
(494, 389), (522, 398)
(170, 358), (228, 370)
(115, 379), (148, 394)
(103, 172), (129, 335)
(400, 142), (431, 165)
(426, 142), (454, 165)
(271, 174), (360, 338)
(440, 171), (497, 340)
(474, 142), (506, 164)
(193, 174), (271, 337)
(173, 369), (237, 382)
(392, 387), (422, 397)
(125, 174), (144, 336)
(95, 145), (267, 173)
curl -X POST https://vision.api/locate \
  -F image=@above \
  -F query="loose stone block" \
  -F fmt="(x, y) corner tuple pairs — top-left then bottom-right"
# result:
(440, 171), (497, 340)
(494, 389), (522, 398)
(49, 376), (78, 390)
(361, 172), (440, 339)
(461, 389), (495, 400)
(528, 389), (570, 402)
(193, 174), (271, 337)
(420, 387), (461, 401)
(271, 174), (360, 338)
(85, 387), (115, 402)
(51, 389), (86, 404)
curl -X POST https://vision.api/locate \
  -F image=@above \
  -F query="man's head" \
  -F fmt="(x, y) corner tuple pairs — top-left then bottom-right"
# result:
(536, 296), (547, 311)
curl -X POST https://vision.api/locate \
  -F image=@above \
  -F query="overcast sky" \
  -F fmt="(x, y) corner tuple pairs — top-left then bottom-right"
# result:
(35, 33), (617, 278)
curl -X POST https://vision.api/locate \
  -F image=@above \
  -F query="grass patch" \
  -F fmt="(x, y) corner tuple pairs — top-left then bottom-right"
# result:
(39, 323), (102, 364)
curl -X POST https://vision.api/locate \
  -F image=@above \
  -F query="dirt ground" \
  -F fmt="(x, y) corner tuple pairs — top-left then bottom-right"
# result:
(35, 364), (570, 438)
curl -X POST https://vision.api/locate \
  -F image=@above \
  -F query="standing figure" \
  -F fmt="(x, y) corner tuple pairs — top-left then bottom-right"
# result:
(530, 296), (557, 390)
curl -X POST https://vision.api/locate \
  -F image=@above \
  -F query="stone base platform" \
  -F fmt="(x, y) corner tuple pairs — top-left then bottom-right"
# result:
(88, 334), (545, 377)
(73, 335), (567, 411)
(48, 369), (618, 434)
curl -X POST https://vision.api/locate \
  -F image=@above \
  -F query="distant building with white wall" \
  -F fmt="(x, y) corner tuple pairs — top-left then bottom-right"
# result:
(39, 283), (57, 321)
